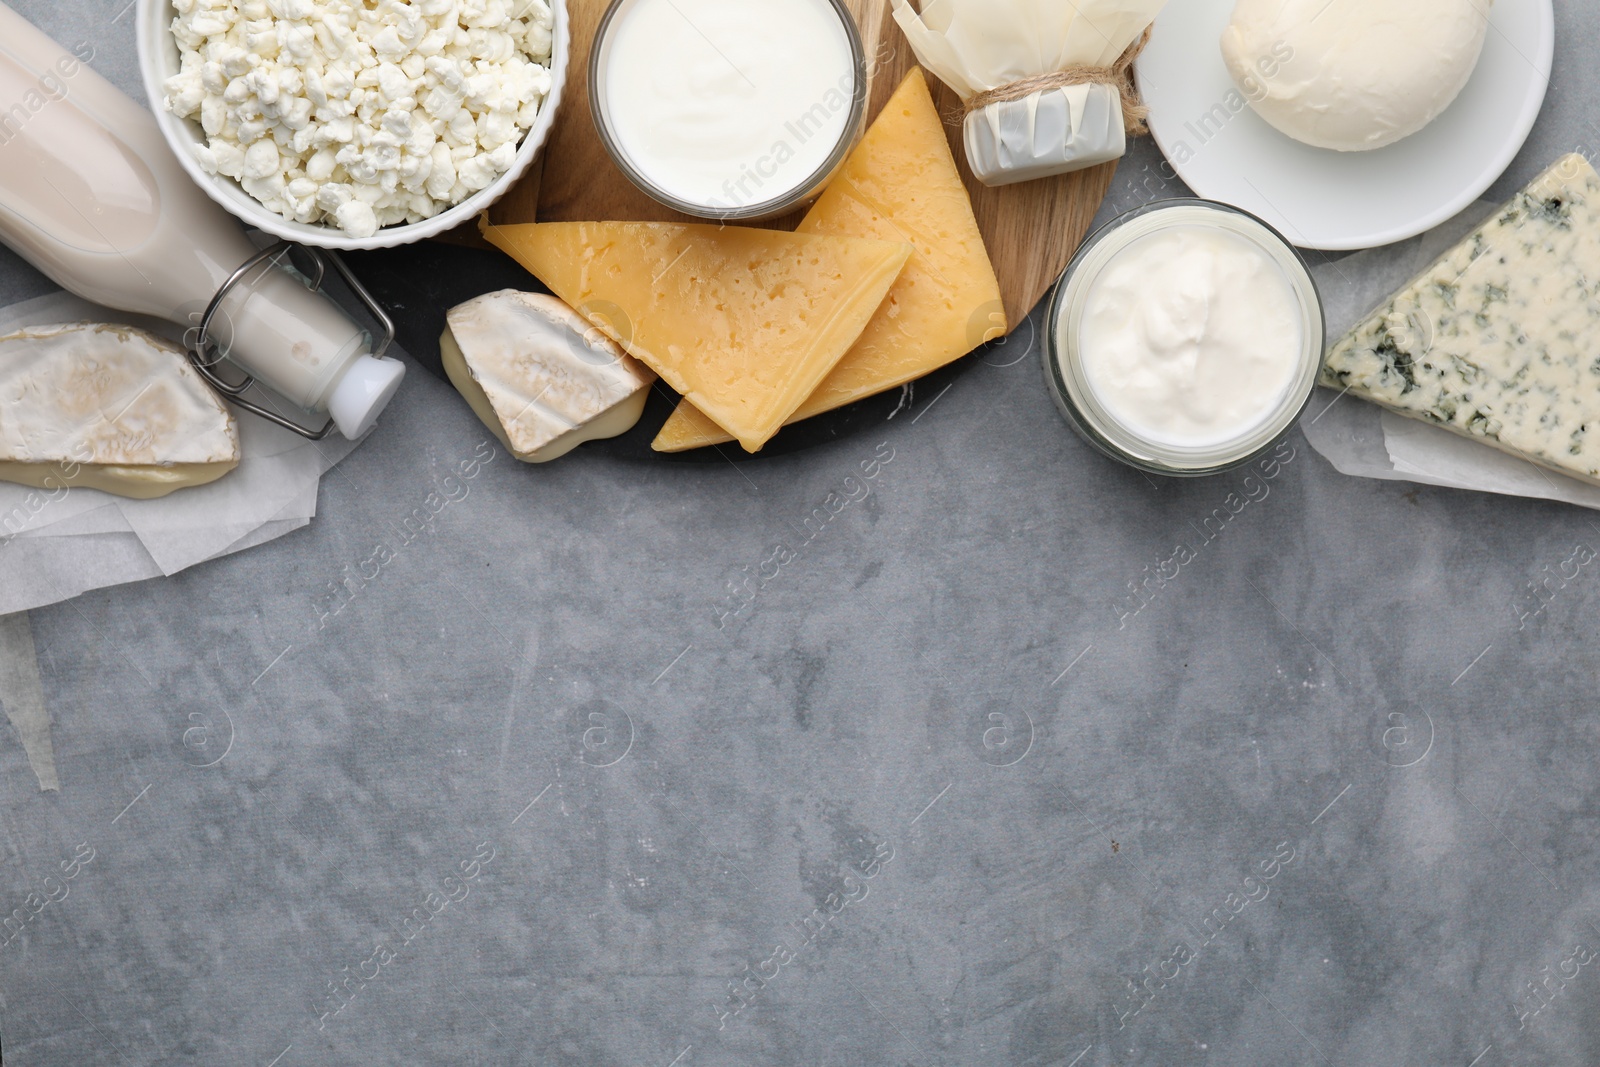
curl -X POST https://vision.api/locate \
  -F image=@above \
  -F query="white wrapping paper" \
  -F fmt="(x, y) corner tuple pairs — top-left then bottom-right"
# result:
(891, 0), (1166, 185)
(965, 85), (1126, 186)
(1302, 201), (1600, 511)
(0, 291), (363, 614)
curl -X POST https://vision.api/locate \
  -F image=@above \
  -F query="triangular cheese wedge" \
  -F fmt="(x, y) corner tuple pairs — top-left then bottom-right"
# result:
(0, 323), (239, 499)
(653, 68), (1005, 452)
(442, 291), (654, 464)
(482, 220), (912, 453)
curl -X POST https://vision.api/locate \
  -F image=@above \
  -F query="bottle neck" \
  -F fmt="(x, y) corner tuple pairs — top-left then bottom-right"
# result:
(216, 261), (372, 410)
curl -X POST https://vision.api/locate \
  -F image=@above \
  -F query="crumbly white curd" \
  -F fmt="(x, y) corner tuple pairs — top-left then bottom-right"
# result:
(163, 0), (557, 238)
(600, 0), (856, 210)
(1077, 225), (1303, 448)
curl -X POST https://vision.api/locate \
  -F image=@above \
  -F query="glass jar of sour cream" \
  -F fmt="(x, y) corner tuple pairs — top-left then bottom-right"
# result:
(590, 0), (867, 221)
(1045, 200), (1324, 477)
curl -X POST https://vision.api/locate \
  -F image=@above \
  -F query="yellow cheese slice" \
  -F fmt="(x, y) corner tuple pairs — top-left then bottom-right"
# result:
(652, 68), (1005, 452)
(481, 220), (912, 453)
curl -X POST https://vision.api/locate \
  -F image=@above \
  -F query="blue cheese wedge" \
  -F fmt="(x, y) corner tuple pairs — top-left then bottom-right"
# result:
(442, 291), (655, 464)
(0, 323), (240, 499)
(1322, 154), (1600, 483)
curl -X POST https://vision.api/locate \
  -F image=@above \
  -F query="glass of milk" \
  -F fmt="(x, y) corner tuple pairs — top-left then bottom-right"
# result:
(590, 0), (867, 220)
(1045, 200), (1325, 477)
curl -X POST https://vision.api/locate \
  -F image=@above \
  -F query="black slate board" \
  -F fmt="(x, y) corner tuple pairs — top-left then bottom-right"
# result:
(344, 244), (987, 463)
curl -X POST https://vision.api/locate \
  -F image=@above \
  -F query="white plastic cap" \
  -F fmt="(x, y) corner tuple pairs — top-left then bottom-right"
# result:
(327, 354), (406, 439)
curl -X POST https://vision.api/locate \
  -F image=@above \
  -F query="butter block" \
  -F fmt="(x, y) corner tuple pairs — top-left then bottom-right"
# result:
(442, 291), (654, 464)
(0, 323), (239, 499)
(653, 69), (1004, 452)
(482, 219), (912, 453)
(1322, 154), (1600, 484)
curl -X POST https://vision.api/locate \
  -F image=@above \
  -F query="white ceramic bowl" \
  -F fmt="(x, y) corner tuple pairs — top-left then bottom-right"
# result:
(135, 0), (569, 251)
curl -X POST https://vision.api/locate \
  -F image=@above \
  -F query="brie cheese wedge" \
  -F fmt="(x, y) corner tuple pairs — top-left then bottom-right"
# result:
(0, 323), (240, 500)
(1221, 0), (1493, 153)
(442, 291), (655, 464)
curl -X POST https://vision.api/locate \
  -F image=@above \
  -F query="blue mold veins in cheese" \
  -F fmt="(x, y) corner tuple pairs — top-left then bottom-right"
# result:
(1322, 154), (1600, 483)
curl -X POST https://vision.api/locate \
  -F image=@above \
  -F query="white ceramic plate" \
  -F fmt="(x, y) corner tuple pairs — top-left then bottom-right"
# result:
(1134, 0), (1554, 251)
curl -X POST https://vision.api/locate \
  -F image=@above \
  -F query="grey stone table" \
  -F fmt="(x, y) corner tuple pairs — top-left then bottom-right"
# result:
(3, 2), (1600, 1065)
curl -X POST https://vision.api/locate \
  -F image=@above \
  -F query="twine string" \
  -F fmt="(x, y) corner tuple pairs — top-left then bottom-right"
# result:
(962, 25), (1155, 136)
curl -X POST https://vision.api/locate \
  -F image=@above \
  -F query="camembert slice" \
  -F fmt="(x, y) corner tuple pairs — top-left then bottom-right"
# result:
(653, 68), (1004, 452)
(0, 323), (239, 499)
(442, 291), (655, 463)
(1322, 153), (1600, 484)
(482, 219), (912, 453)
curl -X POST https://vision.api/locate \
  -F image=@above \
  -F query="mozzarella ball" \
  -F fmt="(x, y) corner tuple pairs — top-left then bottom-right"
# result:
(1221, 0), (1494, 152)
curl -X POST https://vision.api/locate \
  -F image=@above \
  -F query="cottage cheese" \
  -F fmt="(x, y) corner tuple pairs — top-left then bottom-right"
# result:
(163, 0), (555, 237)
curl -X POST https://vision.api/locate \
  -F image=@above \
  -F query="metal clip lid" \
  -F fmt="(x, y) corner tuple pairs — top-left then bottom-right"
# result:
(186, 242), (397, 440)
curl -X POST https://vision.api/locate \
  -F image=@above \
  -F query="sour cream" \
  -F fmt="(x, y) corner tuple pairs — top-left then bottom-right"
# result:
(1079, 226), (1302, 447)
(594, 0), (861, 216)
(1045, 201), (1323, 476)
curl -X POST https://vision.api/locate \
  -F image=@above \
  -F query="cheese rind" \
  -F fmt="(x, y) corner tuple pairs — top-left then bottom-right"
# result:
(653, 69), (1003, 453)
(482, 219), (912, 453)
(0, 323), (239, 499)
(442, 291), (654, 464)
(1322, 153), (1600, 483)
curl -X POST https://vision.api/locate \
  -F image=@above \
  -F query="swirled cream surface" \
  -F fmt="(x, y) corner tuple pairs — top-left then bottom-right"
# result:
(600, 0), (855, 210)
(1077, 225), (1302, 447)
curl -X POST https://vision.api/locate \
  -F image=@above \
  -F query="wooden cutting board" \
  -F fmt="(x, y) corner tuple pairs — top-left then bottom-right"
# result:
(486, 0), (1118, 333)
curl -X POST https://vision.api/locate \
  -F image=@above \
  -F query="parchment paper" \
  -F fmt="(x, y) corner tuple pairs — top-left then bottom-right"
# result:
(1302, 201), (1600, 511)
(963, 85), (1127, 186)
(891, 0), (1167, 185)
(891, 0), (1168, 95)
(0, 291), (364, 614)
